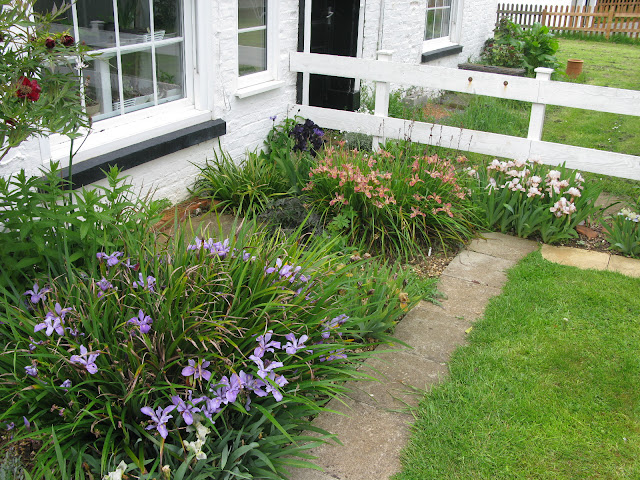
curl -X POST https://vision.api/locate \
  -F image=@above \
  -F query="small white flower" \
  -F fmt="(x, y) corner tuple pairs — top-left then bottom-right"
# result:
(103, 461), (127, 480)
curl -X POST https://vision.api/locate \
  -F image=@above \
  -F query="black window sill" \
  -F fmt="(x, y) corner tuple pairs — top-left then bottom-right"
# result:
(421, 45), (463, 63)
(61, 119), (226, 189)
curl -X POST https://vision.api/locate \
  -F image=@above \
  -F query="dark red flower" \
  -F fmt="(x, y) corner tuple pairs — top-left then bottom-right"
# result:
(45, 37), (55, 49)
(61, 35), (74, 47)
(5, 118), (16, 127)
(16, 77), (41, 102)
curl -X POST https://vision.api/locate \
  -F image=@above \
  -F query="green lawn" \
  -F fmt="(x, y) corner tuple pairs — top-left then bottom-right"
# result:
(396, 252), (640, 479)
(545, 39), (640, 200)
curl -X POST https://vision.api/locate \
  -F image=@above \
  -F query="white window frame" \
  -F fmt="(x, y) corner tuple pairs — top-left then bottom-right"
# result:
(422, 0), (463, 52)
(45, 0), (215, 165)
(236, 0), (282, 97)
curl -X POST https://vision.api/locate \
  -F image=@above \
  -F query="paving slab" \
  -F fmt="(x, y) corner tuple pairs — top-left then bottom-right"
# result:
(346, 350), (448, 410)
(431, 275), (502, 322)
(285, 469), (340, 480)
(441, 250), (516, 288)
(541, 244), (610, 271)
(392, 307), (469, 363)
(467, 232), (539, 262)
(608, 254), (640, 278)
(287, 397), (410, 480)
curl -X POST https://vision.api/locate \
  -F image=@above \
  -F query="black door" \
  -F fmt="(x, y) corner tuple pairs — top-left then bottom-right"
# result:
(307, 0), (360, 111)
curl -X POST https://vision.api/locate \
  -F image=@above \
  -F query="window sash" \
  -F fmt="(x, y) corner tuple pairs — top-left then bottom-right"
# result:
(425, 0), (453, 41)
(39, 0), (186, 121)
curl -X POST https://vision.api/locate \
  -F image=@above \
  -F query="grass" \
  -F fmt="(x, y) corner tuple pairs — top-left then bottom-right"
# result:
(396, 251), (640, 479)
(544, 38), (640, 200)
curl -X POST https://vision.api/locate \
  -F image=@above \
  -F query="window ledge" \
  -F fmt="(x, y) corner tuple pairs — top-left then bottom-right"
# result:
(60, 118), (226, 189)
(235, 80), (285, 99)
(421, 44), (463, 63)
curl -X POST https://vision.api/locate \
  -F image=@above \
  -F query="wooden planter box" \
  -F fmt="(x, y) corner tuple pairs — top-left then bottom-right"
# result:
(457, 63), (526, 77)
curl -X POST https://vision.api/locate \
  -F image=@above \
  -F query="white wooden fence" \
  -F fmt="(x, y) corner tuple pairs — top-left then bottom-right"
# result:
(289, 51), (640, 181)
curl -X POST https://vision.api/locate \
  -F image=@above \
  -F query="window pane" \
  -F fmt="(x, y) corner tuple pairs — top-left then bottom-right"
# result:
(154, 0), (182, 36)
(119, 50), (155, 111)
(425, 10), (435, 40)
(427, 0), (436, 8)
(238, 29), (267, 76)
(238, 0), (266, 29)
(84, 57), (120, 121)
(441, 7), (451, 37)
(156, 43), (184, 104)
(432, 10), (443, 38)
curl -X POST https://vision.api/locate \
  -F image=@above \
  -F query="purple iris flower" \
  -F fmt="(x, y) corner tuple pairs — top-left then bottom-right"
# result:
(201, 395), (223, 420)
(34, 315), (64, 336)
(24, 283), (50, 304)
(239, 370), (267, 397)
(132, 273), (156, 293)
(69, 345), (100, 374)
(264, 371), (288, 402)
(320, 349), (348, 362)
(249, 355), (283, 379)
(171, 394), (202, 426)
(60, 379), (72, 391)
(209, 239), (231, 258)
(283, 333), (309, 355)
(253, 331), (281, 358)
(187, 237), (203, 251)
(141, 404), (175, 439)
(124, 258), (139, 271)
(269, 115), (277, 121)
(181, 358), (212, 382)
(322, 314), (349, 338)
(96, 277), (113, 298)
(264, 258), (283, 275)
(24, 365), (38, 377)
(128, 309), (153, 334)
(23, 417), (30, 431)
(5, 422), (15, 431)
(96, 251), (123, 267)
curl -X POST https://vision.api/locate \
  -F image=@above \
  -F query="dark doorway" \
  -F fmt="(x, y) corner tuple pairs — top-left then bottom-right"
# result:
(307, 0), (360, 111)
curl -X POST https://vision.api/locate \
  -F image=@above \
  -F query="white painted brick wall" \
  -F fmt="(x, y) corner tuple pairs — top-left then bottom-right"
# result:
(362, 0), (497, 66)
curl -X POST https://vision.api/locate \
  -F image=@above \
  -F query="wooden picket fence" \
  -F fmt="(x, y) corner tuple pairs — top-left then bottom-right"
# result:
(497, 3), (640, 38)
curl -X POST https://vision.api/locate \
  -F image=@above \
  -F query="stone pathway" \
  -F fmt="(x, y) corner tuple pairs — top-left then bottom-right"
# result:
(287, 232), (640, 480)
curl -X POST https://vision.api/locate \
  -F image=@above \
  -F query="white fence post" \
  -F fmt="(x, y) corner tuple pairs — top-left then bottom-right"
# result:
(527, 67), (554, 142)
(372, 50), (394, 151)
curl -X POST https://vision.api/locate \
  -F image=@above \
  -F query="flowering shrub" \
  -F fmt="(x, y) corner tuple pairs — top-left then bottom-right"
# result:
(604, 205), (640, 257)
(469, 158), (602, 243)
(302, 141), (479, 257)
(1, 0), (90, 161)
(480, 42), (525, 69)
(0, 220), (431, 478)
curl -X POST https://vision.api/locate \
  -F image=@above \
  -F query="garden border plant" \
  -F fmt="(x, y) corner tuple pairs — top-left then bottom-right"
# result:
(1, 213), (436, 478)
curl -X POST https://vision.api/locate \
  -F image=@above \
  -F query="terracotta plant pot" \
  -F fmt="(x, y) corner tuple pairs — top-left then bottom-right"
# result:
(566, 58), (584, 79)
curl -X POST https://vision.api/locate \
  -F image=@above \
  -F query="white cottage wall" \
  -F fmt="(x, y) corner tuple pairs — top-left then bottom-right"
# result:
(362, 0), (498, 65)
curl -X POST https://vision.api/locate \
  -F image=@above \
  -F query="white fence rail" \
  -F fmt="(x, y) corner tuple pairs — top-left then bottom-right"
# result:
(289, 51), (640, 181)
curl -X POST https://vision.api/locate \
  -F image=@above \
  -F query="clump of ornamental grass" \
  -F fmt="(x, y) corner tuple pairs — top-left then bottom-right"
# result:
(302, 140), (480, 259)
(0, 219), (433, 479)
(469, 158), (602, 243)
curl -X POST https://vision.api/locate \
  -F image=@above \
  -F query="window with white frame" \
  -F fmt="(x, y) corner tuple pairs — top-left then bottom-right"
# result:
(424, 0), (454, 44)
(237, 0), (278, 89)
(34, 0), (185, 122)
